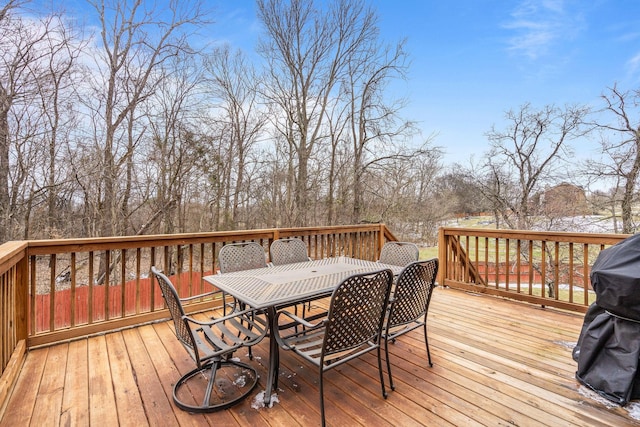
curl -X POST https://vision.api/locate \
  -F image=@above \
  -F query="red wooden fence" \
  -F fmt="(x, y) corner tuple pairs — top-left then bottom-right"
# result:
(33, 271), (215, 333)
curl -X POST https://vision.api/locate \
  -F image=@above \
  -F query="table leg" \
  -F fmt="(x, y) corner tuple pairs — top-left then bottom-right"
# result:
(264, 306), (279, 406)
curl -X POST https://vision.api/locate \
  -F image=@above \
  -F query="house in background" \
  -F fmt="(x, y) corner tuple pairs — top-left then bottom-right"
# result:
(537, 182), (590, 217)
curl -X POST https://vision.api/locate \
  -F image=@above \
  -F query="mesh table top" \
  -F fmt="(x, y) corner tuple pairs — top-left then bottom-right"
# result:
(203, 256), (403, 309)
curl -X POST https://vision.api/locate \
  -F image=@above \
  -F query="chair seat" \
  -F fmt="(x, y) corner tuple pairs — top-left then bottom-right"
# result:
(278, 327), (326, 362)
(384, 319), (423, 340)
(280, 322), (382, 367)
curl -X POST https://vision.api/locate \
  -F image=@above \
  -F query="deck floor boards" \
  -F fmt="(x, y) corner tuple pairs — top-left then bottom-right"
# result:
(3, 287), (640, 426)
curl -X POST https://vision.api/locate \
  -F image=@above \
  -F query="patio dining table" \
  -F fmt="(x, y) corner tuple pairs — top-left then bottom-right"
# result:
(203, 256), (404, 406)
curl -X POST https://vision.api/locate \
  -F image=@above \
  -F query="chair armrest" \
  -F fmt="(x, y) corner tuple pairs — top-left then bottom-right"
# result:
(178, 290), (222, 303)
(274, 310), (327, 350)
(277, 309), (326, 329)
(183, 307), (266, 327)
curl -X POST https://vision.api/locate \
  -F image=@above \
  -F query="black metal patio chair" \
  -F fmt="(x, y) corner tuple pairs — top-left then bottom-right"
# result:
(383, 258), (439, 390)
(378, 241), (420, 267)
(218, 241), (268, 273)
(151, 266), (268, 413)
(217, 241), (268, 315)
(274, 269), (394, 427)
(269, 237), (311, 265)
(269, 237), (315, 318)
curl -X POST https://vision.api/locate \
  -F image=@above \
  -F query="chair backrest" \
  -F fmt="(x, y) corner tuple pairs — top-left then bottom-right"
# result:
(270, 238), (310, 265)
(322, 269), (393, 359)
(218, 242), (267, 273)
(387, 258), (439, 328)
(378, 241), (420, 267)
(150, 267), (197, 356)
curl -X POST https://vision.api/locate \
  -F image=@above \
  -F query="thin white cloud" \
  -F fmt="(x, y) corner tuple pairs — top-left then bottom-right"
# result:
(503, 0), (583, 60)
(627, 52), (640, 81)
(541, 0), (565, 13)
(615, 30), (640, 43)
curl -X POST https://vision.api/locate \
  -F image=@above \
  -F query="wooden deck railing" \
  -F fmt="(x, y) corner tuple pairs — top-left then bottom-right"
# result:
(438, 227), (627, 313)
(0, 224), (391, 411)
(2, 225), (388, 353)
(1, 224), (632, 414)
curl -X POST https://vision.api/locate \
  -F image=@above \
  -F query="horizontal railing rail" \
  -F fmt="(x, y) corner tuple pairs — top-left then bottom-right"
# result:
(438, 227), (627, 313)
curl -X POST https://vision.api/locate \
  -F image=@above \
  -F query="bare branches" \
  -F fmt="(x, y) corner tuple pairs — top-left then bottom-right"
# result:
(587, 84), (640, 233)
(479, 103), (589, 229)
(0, 4), (85, 241)
(201, 46), (267, 230)
(83, 0), (207, 238)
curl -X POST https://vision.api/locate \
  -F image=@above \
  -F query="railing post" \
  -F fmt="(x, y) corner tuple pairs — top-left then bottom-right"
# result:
(15, 254), (28, 343)
(0, 242), (29, 418)
(378, 224), (386, 259)
(438, 227), (446, 286)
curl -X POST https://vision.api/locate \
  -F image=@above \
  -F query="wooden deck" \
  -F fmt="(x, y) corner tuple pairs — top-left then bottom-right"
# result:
(2, 287), (639, 426)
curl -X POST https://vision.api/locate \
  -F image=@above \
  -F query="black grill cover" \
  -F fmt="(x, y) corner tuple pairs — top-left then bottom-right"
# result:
(573, 233), (640, 405)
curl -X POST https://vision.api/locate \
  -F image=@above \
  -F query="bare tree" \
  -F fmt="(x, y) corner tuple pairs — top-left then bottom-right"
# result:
(85, 0), (206, 238)
(432, 170), (494, 223)
(74, 0), (208, 283)
(0, 6), (39, 241)
(343, 37), (414, 223)
(202, 46), (266, 230)
(144, 51), (204, 235)
(0, 1), (21, 22)
(587, 84), (640, 234)
(0, 5), (81, 241)
(256, 0), (379, 226)
(322, 97), (349, 225)
(374, 147), (443, 241)
(476, 103), (589, 230)
(37, 19), (84, 238)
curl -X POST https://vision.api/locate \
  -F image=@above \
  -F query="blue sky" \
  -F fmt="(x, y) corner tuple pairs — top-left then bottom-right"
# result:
(34, 0), (640, 166)
(372, 0), (640, 165)
(208, 0), (640, 166)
